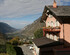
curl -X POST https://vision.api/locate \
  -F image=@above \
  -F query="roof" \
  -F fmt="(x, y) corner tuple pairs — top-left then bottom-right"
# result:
(33, 37), (54, 47)
(33, 37), (63, 48)
(41, 6), (70, 23)
(47, 6), (70, 16)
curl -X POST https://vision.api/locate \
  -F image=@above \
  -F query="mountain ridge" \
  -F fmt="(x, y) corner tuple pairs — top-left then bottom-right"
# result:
(0, 22), (17, 33)
(21, 17), (45, 38)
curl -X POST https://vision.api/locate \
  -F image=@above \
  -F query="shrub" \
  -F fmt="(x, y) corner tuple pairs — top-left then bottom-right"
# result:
(6, 42), (11, 44)
(29, 41), (32, 44)
(6, 44), (16, 55)
(0, 45), (6, 53)
(9, 37), (19, 45)
(34, 29), (43, 38)
(12, 40), (18, 45)
(0, 53), (9, 55)
(19, 41), (24, 45)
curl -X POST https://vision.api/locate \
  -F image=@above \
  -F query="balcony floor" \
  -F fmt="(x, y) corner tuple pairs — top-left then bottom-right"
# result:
(43, 28), (60, 32)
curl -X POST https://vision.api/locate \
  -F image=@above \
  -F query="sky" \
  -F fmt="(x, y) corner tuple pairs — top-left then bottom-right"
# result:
(0, 0), (70, 29)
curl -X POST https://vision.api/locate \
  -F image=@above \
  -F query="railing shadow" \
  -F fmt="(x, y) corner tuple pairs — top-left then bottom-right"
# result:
(14, 47), (24, 55)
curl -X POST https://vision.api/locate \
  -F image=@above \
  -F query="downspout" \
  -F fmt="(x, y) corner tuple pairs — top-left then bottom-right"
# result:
(63, 24), (64, 43)
(62, 19), (65, 47)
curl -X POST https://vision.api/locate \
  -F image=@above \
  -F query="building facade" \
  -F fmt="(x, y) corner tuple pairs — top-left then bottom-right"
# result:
(42, 5), (70, 47)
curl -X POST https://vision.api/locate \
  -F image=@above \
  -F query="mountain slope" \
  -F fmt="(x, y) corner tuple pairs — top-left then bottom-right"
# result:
(21, 17), (45, 38)
(0, 32), (6, 45)
(0, 22), (16, 33)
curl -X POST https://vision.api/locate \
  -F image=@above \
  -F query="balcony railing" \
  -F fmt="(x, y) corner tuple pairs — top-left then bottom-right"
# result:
(43, 26), (60, 32)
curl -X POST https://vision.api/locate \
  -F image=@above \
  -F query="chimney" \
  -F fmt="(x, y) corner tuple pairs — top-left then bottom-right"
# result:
(53, 0), (57, 8)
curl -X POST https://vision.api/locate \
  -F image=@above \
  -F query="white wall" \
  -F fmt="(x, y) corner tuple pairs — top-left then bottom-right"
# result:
(33, 43), (40, 55)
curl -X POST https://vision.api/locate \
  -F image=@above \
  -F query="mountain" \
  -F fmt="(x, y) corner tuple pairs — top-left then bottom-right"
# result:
(21, 17), (45, 38)
(0, 22), (16, 33)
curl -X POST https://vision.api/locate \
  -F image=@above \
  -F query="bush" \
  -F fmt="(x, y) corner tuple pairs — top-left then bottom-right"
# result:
(0, 53), (8, 55)
(29, 41), (32, 44)
(19, 41), (24, 45)
(6, 42), (11, 44)
(0, 45), (6, 53)
(12, 40), (18, 45)
(34, 29), (43, 38)
(6, 44), (16, 55)
(9, 37), (19, 45)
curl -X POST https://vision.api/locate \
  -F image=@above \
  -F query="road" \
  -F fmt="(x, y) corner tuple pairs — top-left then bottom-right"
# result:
(19, 44), (34, 55)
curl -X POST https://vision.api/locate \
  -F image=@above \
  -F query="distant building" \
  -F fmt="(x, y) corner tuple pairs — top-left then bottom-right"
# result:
(33, 0), (70, 55)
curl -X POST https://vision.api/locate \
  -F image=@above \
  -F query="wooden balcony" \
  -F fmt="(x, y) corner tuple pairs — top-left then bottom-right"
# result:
(43, 27), (60, 32)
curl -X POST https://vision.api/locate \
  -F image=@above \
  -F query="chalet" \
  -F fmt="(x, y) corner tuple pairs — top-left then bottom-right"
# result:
(33, 0), (70, 55)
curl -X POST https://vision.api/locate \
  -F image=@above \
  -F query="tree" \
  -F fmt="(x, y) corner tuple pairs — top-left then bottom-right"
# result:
(34, 29), (43, 38)
(6, 44), (16, 55)
(9, 36), (20, 45)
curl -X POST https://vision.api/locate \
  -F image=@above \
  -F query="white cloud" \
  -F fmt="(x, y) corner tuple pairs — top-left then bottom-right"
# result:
(0, 20), (32, 29)
(0, 0), (70, 29)
(0, 0), (61, 18)
(0, 0), (69, 18)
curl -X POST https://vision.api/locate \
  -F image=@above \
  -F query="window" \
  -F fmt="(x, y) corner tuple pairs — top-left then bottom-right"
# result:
(50, 34), (53, 40)
(46, 33), (49, 38)
(55, 20), (59, 27)
(54, 35), (58, 41)
(47, 10), (49, 13)
(48, 14), (53, 18)
(51, 21), (54, 27)
(47, 22), (49, 27)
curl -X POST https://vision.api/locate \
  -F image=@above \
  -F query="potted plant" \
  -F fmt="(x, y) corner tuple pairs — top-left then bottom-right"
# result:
(47, 26), (51, 29)
(56, 26), (60, 29)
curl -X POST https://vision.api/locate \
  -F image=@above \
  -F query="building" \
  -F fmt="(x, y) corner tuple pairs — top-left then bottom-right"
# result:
(33, 0), (70, 55)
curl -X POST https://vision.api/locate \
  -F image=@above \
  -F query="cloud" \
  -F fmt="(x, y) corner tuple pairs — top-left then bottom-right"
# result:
(0, 20), (32, 29)
(0, 0), (70, 29)
(0, 13), (41, 29)
(0, 0), (61, 18)
(0, 0), (69, 18)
